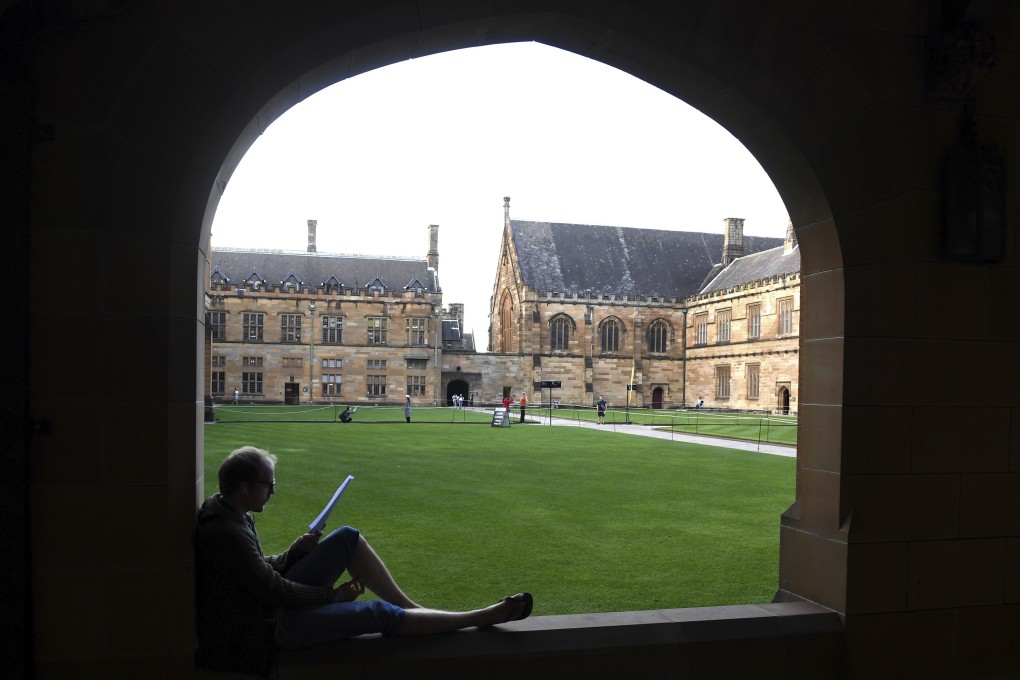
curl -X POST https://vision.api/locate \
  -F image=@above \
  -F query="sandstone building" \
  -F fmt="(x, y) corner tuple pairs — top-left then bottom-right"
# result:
(685, 219), (801, 413)
(205, 206), (800, 417)
(484, 198), (798, 412)
(205, 222), (471, 406)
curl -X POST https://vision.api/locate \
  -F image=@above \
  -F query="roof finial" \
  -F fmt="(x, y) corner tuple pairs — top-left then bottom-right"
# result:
(504, 196), (511, 224)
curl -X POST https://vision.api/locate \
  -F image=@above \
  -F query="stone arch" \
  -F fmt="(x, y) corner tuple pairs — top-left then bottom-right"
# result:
(28, 2), (957, 674)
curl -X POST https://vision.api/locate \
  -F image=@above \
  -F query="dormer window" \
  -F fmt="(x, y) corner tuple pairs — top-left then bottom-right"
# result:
(323, 275), (343, 295)
(367, 277), (386, 297)
(405, 278), (426, 298)
(244, 268), (264, 291)
(282, 271), (301, 292)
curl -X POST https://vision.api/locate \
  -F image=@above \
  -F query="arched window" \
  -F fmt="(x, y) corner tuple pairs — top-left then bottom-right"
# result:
(600, 318), (622, 353)
(500, 291), (513, 352)
(550, 316), (571, 351)
(648, 319), (669, 353)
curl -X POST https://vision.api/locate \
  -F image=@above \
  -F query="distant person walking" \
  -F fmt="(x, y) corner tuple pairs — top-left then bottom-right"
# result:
(596, 396), (607, 425)
(502, 394), (512, 415)
(404, 395), (412, 423)
(519, 393), (527, 423)
(232, 387), (239, 404)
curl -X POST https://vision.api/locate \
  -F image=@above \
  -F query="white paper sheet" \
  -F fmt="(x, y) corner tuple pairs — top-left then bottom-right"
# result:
(309, 474), (354, 532)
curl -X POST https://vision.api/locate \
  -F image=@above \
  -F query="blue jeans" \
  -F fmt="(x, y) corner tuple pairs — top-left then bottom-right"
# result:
(276, 526), (406, 649)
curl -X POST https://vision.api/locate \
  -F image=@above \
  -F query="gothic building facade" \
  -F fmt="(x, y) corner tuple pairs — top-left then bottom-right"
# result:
(486, 198), (799, 412)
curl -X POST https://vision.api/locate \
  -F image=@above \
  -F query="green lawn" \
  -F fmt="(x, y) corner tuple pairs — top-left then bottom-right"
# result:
(212, 403), (493, 423)
(204, 419), (795, 616)
(213, 403), (798, 446)
(534, 405), (798, 446)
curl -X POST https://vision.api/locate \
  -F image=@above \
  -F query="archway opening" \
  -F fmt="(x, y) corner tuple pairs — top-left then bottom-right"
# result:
(447, 379), (470, 406)
(196, 23), (836, 619)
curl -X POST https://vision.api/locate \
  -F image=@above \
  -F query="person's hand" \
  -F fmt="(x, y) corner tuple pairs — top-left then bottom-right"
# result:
(296, 530), (322, 555)
(334, 579), (364, 602)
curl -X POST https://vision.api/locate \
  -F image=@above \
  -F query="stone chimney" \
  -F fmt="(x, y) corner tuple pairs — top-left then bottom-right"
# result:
(504, 196), (511, 225)
(721, 217), (745, 265)
(427, 224), (439, 270)
(784, 218), (798, 253)
(307, 219), (317, 253)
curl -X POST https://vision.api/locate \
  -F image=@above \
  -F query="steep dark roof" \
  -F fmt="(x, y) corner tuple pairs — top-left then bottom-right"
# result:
(509, 220), (783, 299)
(441, 318), (474, 351)
(699, 244), (800, 294)
(442, 318), (460, 342)
(209, 249), (439, 292)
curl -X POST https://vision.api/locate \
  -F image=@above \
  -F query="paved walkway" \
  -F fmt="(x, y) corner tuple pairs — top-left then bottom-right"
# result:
(519, 411), (797, 458)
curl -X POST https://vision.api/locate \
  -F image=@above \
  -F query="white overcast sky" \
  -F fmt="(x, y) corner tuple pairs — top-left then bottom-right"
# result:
(210, 42), (790, 346)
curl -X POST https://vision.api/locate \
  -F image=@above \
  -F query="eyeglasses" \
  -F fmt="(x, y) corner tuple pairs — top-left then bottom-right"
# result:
(252, 479), (276, 491)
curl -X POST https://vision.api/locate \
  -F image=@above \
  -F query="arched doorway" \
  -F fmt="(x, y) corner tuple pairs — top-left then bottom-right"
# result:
(777, 386), (790, 415)
(652, 386), (664, 409)
(447, 378), (469, 406)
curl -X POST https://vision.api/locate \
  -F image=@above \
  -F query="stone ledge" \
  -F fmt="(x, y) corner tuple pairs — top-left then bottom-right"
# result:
(272, 601), (843, 678)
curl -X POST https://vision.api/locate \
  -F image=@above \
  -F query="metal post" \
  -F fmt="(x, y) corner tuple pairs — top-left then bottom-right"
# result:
(680, 307), (688, 409)
(308, 300), (316, 404)
(433, 308), (440, 406)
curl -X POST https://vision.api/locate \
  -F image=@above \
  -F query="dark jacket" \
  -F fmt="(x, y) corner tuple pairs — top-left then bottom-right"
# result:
(194, 495), (335, 677)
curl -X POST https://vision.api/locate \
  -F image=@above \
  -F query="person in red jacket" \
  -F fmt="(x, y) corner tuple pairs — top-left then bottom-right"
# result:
(195, 446), (532, 677)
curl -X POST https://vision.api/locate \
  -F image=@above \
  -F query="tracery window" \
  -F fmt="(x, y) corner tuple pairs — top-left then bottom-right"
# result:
(551, 317), (571, 351)
(500, 291), (513, 352)
(600, 319), (621, 353)
(648, 320), (669, 353)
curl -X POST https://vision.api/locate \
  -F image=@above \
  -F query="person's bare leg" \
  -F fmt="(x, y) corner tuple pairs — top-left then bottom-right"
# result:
(397, 597), (528, 635)
(346, 535), (420, 608)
